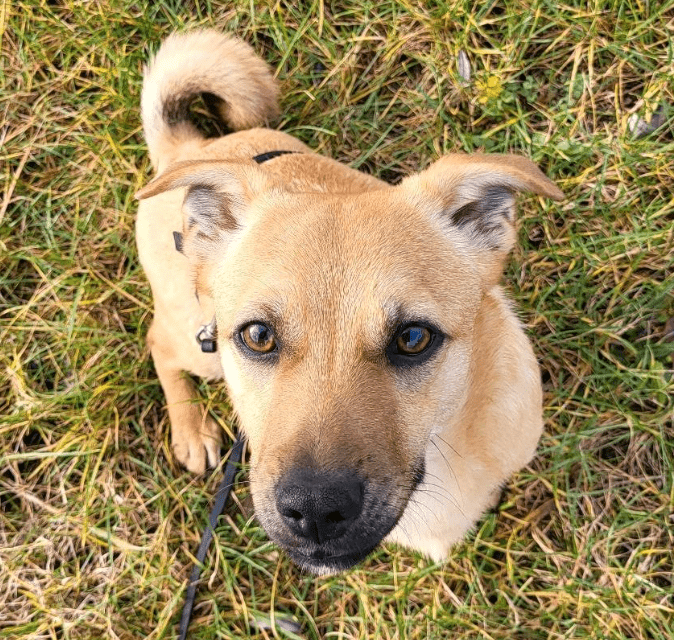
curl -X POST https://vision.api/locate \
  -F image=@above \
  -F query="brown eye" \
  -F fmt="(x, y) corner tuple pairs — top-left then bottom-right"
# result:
(240, 323), (276, 354)
(386, 322), (443, 368)
(396, 326), (432, 354)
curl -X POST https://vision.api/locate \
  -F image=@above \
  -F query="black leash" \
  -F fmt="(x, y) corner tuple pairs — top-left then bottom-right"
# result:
(177, 434), (245, 640)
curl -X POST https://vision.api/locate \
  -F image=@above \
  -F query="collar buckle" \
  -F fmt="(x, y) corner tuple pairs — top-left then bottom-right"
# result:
(196, 317), (217, 353)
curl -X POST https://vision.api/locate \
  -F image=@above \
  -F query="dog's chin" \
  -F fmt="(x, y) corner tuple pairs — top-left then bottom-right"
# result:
(286, 545), (377, 575)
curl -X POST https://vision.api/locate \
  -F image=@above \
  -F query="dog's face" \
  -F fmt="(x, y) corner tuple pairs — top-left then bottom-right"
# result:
(137, 155), (563, 573)
(215, 190), (484, 572)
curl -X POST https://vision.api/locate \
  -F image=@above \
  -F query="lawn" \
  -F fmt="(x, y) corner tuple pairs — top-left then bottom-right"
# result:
(1, 1), (673, 638)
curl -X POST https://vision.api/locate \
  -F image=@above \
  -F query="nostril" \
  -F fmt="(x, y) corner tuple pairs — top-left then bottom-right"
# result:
(281, 507), (303, 521)
(325, 510), (345, 524)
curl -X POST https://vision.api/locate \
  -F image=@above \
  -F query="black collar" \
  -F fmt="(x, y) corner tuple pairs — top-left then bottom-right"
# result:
(252, 149), (298, 164)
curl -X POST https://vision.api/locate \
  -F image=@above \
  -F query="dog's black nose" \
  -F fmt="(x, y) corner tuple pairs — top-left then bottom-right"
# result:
(275, 470), (364, 544)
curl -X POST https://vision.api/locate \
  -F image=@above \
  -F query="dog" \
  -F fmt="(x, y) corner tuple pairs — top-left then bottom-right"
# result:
(135, 29), (564, 574)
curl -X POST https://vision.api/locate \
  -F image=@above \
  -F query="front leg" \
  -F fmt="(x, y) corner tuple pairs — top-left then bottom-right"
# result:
(147, 323), (222, 473)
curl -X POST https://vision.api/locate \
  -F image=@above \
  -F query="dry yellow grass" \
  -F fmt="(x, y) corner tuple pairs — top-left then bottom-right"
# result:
(1, 1), (672, 639)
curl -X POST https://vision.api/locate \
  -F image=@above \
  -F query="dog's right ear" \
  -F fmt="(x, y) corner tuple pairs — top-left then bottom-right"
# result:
(136, 160), (280, 294)
(135, 159), (278, 254)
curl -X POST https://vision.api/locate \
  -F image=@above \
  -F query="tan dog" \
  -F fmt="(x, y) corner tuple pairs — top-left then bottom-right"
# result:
(135, 29), (564, 574)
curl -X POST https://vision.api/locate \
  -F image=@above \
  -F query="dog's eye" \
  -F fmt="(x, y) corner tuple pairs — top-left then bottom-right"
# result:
(240, 323), (277, 354)
(396, 326), (432, 354)
(386, 323), (442, 367)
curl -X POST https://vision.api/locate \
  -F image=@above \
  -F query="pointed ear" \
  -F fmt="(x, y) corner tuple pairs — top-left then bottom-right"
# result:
(401, 153), (564, 282)
(136, 159), (278, 253)
(136, 159), (280, 294)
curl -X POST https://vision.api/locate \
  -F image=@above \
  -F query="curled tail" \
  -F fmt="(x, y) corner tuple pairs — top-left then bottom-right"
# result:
(141, 29), (279, 169)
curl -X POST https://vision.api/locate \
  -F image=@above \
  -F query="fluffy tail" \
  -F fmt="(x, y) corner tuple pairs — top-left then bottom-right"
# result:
(141, 29), (280, 169)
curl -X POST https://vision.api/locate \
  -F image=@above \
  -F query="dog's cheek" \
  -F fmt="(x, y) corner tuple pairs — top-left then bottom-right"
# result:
(396, 338), (473, 453)
(219, 345), (273, 453)
(433, 340), (473, 425)
(220, 345), (243, 398)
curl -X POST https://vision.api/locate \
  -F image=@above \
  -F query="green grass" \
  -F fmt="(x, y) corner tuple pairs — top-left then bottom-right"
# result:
(2, 0), (673, 638)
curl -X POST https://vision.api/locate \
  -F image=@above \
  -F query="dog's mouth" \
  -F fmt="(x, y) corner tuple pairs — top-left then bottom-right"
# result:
(284, 544), (378, 575)
(265, 505), (401, 575)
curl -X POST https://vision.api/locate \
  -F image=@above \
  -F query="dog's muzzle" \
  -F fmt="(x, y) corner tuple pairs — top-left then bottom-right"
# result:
(271, 468), (386, 573)
(257, 463), (423, 574)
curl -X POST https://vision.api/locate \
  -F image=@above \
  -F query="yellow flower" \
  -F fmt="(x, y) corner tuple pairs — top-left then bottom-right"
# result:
(476, 75), (503, 104)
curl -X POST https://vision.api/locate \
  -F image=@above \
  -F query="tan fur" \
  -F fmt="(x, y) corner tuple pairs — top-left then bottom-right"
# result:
(135, 29), (564, 571)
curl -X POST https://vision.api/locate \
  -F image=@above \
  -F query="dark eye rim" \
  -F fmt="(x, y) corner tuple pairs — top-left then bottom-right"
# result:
(236, 321), (279, 358)
(385, 321), (445, 368)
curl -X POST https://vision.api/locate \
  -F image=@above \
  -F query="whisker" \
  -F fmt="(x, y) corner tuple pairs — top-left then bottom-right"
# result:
(431, 432), (461, 458)
(407, 495), (442, 526)
(428, 435), (464, 505)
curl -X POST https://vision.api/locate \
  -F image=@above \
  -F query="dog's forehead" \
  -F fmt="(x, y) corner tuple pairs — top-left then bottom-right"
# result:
(214, 192), (482, 329)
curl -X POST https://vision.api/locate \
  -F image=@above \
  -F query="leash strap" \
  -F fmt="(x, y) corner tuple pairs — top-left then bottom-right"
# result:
(177, 434), (245, 640)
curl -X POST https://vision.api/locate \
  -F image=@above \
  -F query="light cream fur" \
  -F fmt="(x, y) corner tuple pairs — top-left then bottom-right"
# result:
(135, 28), (564, 567)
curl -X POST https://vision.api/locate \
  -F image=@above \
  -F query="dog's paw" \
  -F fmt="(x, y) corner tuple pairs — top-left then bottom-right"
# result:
(172, 419), (223, 474)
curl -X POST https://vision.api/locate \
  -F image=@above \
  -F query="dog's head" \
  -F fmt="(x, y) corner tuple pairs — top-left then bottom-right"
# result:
(137, 154), (563, 573)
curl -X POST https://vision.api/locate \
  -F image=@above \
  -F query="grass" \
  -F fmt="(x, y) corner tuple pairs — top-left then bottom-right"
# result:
(1, 0), (673, 638)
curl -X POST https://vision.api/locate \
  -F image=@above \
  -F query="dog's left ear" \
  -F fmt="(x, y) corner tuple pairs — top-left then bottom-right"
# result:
(135, 158), (274, 213)
(401, 153), (564, 282)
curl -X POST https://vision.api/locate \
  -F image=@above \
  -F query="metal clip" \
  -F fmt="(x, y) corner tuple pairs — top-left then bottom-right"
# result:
(196, 317), (217, 353)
